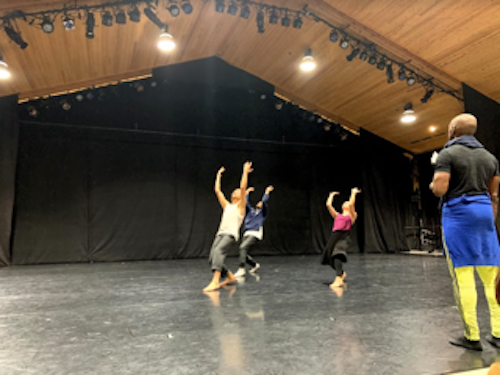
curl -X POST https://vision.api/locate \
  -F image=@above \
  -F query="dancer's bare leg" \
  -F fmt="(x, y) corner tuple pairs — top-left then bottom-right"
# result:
(203, 270), (222, 292)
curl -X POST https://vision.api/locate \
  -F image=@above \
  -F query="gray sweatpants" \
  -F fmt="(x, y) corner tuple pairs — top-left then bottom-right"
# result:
(209, 234), (235, 275)
(239, 236), (259, 268)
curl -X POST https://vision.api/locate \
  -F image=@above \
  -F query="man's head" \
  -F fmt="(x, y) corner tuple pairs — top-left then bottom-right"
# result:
(231, 188), (242, 203)
(256, 201), (263, 209)
(448, 113), (477, 140)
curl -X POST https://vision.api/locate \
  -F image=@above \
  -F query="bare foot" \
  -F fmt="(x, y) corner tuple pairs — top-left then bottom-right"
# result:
(203, 281), (221, 292)
(329, 276), (344, 289)
(342, 272), (347, 280)
(221, 272), (237, 287)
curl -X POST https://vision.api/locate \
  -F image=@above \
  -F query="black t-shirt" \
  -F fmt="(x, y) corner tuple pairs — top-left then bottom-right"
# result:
(435, 145), (500, 201)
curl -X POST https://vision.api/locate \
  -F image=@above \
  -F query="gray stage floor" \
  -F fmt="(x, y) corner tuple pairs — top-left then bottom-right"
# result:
(0, 254), (499, 375)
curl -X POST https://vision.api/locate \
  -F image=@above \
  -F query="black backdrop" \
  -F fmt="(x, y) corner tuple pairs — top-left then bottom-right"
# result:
(11, 57), (411, 265)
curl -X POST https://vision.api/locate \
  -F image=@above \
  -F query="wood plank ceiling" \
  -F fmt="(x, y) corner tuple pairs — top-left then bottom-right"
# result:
(0, 0), (498, 153)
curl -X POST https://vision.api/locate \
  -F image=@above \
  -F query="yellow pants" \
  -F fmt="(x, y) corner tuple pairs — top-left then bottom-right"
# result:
(446, 262), (500, 341)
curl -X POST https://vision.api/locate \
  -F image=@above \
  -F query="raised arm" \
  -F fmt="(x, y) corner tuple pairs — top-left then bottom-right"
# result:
(348, 188), (361, 223)
(215, 167), (229, 210)
(262, 185), (274, 216)
(245, 187), (255, 210)
(238, 161), (253, 214)
(326, 192), (339, 219)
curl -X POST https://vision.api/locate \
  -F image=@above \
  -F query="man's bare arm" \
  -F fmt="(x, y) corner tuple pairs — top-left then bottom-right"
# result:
(215, 167), (229, 210)
(238, 162), (253, 213)
(430, 172), (451, 197)
(489, 176), (500, 219)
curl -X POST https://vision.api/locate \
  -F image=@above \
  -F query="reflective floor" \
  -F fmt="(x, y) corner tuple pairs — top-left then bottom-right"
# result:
(0, 254), (499, 374)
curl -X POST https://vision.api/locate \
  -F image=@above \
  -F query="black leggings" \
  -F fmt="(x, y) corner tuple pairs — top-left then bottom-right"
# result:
(333, 257), (344, 277)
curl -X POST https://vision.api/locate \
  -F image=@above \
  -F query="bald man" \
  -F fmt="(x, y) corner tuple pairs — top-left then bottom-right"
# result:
(431, 113), (500, 351)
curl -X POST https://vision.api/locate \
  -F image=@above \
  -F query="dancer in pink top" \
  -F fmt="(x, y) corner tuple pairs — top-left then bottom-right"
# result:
(321, 188), (361, 289)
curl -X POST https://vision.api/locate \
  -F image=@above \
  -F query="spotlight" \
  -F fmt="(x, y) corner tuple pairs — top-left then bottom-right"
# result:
(269, 8), (278, 24)
(144, 8), (165, 29)
(0, 56), (11, 80)
(158, 27), (176, 51)
(169, 5), (180, 17)
(227, 2), (238, 16)
(346, 48), (360, 62)
(86, 92), (94, 100)
(215, 0), (225, 13)
(257, 9), (265, 33)
(102, 11), (113, 26)
(429, 125), (437, 132)
(359, 50), (368, 61)
(86, 12), (95, 39)
(339, 37), (349, 49)
(398, 66), (407, 81)
(281, 13), (291, 27)
(240, 4), (250, 19)
(293, 15), (302, 29)
(377, 58), (386, 71)
(41, 16), (54, 33)
(76, 94), (84, 102)
(128, 6), (141, 22)
(182, 2), (193, 15)
(63, 16), (75, 30)
(329, 29), (339, 43)
(401, 102), (416, 124)
(4, 26), (28, 49)
(324, 124), (331, 131)
(420, 88), (434, 103)
(386, 64), (394, 83)
(407, 76), (416, 86)
(28, 106), (38, 117)
(317, 117), (323, 124)
(299, 48), (316, 72)
(275, 102), (283, 110)
(61, 100), (71, 111)
(116, 10), (127, 24)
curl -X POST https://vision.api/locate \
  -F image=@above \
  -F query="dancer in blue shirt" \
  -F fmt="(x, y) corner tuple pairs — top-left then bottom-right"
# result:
(234, 186), (274, 277)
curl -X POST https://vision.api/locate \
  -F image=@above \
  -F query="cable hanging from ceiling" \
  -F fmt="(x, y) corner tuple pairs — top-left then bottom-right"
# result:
(0, 0), (462, 102)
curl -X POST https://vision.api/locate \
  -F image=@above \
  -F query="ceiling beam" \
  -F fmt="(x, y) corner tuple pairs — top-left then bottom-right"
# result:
(307, 0), (462, 91)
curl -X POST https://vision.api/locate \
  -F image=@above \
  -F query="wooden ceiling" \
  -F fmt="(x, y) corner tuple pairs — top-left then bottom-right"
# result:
(0, 0), (498, 153)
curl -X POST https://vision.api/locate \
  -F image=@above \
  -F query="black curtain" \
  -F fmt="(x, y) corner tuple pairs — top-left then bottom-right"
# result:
(0, 95), (19, 266)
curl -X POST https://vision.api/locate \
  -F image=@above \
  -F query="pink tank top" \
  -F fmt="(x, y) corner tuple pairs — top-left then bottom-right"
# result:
(333, 214), (352, 232)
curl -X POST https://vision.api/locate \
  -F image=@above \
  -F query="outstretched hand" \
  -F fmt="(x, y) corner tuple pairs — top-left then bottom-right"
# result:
(329, 191), (339, 197)
(246, 187), (255, 194)
(352, 188), (361, 194)
(265, 185), (274, 194)
(217, 167), (225, 176)
(243, 161), (253, 174)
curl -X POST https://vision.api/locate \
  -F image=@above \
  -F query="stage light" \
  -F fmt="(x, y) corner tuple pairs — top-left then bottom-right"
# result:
(240, 4), (250, 19)
(359, 50), (368, 61)
(41, 16), (54, 33)
(63, 16), (75, 30)
(293, 15), (302, 29)
(275, 102), (283, 110)
(429, 125), (437, 132)
(102, 11), (113, 26)
(377, 59), (386, 71)
(28, 106), (38, 117)
(299, 49), (316, 72)
(421, 88), (434, 103)
(76, 94), (84, 102)
(257, 9), (265, 33)
(182, 2), (193, 15)
(227, 2), (237, 16)
(116, 10), (127, 24)
(86, 12), (95, 38)
(128, 6), (141, 22)
(339, 37), (349, 50)
(61, 100), (71, 111)
(144, 8), (165, 29)
(4, 26), (28, 49)
(281, 13), (291, 27)
(386, 64), (394, 83)
(169, 5), (180, 17)
(398, 66), (407, 81)
(215, 0), (225, 13)
(329, 29), (339, 43)
(368, 55), (377, 65)
(269, 8), (278, 24)
(346, 48), (360, 62)
(0, 56), (11, 80)
(407, 76), (416, 86)
(401, 102), (416, 124)
(324, 124), (331, 131)
(158, 27), (176, 51)
(86, 92), (94, 100)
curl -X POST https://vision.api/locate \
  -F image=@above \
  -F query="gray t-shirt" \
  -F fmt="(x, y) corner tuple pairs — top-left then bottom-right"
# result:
(435, 145), (500, 201)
